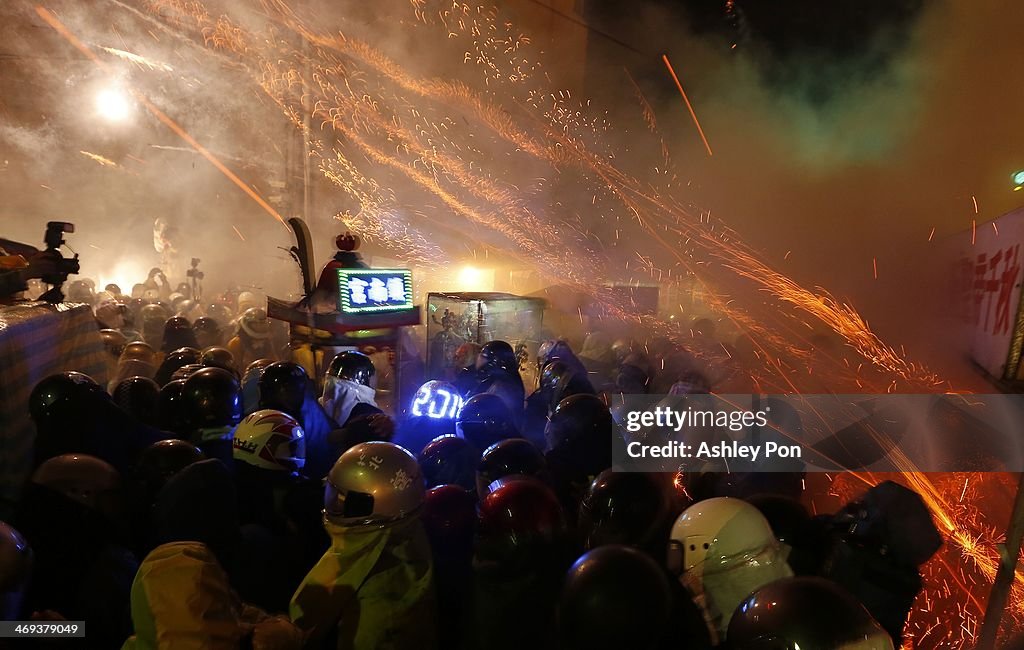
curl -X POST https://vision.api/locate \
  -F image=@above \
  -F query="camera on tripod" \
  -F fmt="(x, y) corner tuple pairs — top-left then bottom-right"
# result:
(38, 221), (80, 303)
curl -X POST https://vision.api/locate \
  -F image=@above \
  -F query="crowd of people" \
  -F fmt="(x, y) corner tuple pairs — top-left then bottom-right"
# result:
(0, 268), (957, 649)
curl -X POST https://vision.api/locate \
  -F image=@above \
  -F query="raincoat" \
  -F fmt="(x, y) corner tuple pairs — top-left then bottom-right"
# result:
(290, 517), (436, 650)
(121, 541), (302, 650)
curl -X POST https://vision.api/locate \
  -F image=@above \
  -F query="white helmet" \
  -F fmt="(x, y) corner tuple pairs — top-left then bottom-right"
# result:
(667, 497), (779, 579)
(232, 409), (306, 473)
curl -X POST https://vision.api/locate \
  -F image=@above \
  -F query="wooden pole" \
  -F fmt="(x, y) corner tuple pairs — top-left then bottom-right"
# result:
(979, 472), (1024, 649)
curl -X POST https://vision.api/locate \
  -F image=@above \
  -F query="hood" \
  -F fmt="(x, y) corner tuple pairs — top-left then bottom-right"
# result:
(320, 377), (376, 425)
(290, 515), (434, 649)
(122, 542), (243, 650)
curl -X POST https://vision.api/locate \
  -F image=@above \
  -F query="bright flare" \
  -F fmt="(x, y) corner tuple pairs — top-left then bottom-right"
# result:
(95, 87), (132, 122)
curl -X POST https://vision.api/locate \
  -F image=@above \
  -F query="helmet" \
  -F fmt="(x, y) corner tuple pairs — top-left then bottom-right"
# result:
(327, 351), (376, 387)
(121, 341), (156, 365)
(192, 317), (223, 347)
(176, 299), (199, 319)
(477, 477), (565, 567)
(111, 376), (161, 424)
(728, 577), (894, 650)
(410, 380), (463, 420)
(0, 521), (32, 600)
(667, 497), (779, 579)
(66, 279), (95, 304)
(29, 372), (103, 429)
(478, 340), (518, 372)
(545, 394), (613, 452)
(31, 453), (120, 510)
(258, 362), (309, 416)
(140, 303), (170, 327)
(161, 317), (198, 352)
(171, 364), (205, 382)
(206, 303), (234, 326)
(99, 329), (127, 358)
(232, 409), (306, 473)
(540, 360), (572, 394)
(154, 347), (202, 386)
(200, 346), (238, 376)
(133, 439), (204, 498)
(559, 545), (672, 650)
(418, 435), (480, 490)
(578, 470), (671, 551)
(457, 393), (517, 450)
(158, 379), (190, 434)
(237, 291), (260, 313)
(242, 358), (275, 414)
(239, 307), (271, 340)
(182, 367), (242, 430)
(421, 484), (477, 556)
(476, 438), (545, 497)
(324, 441), (424, 527)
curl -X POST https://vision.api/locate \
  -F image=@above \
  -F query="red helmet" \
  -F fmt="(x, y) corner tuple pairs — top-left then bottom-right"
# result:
(477, 477), (565, 568)
(421, 484), (477, 555)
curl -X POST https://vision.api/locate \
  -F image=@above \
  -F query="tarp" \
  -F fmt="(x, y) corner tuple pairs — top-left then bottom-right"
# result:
(0, 301), (106, 517)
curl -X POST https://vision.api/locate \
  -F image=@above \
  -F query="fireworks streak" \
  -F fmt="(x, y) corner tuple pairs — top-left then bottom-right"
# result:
(661, 54), (714, 157)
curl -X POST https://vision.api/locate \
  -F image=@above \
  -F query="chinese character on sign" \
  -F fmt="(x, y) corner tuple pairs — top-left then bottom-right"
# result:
(964, 245), (1022, 335)
(349, 277), (369, 305)
(367, 278), (388, 303)
(386, 277), (406, 302)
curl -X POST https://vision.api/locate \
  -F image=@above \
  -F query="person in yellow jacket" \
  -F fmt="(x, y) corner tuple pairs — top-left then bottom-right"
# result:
(290, 441), (436, 650)
(122, 541), (302, 650)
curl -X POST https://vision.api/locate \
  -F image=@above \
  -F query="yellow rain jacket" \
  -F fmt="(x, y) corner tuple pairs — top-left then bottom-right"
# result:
(122, 542), (301, 650)
(290, 517), (436, 650)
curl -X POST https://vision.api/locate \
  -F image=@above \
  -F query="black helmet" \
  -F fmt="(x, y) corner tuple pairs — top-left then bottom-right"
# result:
(171, 364), (205, 383)
(540, 359), (573, 395)
(158, 379), (190, 435)
(457, 393), (517, 450)
(192, 317), (222, 346)
(327, 351), (376, 387)
(161, 317), (198, 353)
(200, 346), (238, 377)
(154, 347), (202, 387)
(478, 340), (518, 372)
(132, 439), (205, 500)
(728, 577), (893, 650)
(258, 361), (309, 417)
(111, 376), (161, 426)
(476, 438), (545, 497)
(578, 470), (671, 551)
(545, 394), (614, 481)
(545, 394), (612, 451)
(182, 367), (242, 430)
(558, 545), (672, 650)
(418, 435), (481, 491)
(29, 372), (103, 430)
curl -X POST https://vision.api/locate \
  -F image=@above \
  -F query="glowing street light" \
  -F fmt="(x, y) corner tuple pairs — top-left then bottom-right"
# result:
(1013, 170), (1024, 191)
(95, 87), (133, 122)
